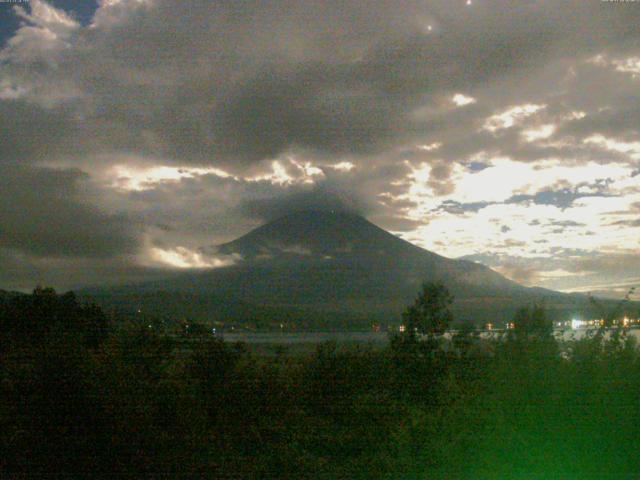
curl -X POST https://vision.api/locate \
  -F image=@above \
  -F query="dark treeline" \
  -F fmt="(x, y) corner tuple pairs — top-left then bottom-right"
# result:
(2, 287), (640, 478)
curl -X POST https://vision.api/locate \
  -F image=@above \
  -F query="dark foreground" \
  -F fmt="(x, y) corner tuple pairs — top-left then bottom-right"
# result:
(2, 289), (640, 479)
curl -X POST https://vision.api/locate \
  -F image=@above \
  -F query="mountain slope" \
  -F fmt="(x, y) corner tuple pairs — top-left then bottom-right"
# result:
(83, 211), (623, 328)
(216, 210), (520, 290)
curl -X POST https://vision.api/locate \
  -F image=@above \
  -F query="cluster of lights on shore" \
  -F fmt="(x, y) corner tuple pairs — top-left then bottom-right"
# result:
(486, 317), (637, 332)
(567, 317), (635, 330)
(397, 316), (636, 333)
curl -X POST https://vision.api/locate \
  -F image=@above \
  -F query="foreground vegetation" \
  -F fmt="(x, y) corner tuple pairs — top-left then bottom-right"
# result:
(2, 287), (640, 478)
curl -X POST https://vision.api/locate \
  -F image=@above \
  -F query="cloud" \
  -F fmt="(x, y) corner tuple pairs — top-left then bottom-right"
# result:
(0, 0), (639, 293)
(609, 218), (640, 228)
(483, 104), (546, 133)
(240, 186), (370, 222)
(145, 246), (240, 269)
(0, 164), (138, 257)
(0, 99), (79, 163)
(494, 262), (539, 286)
(4, 0), (637, 170)
(452, 93), (476, 107)
(568, 252), (640, 278)
(0, 248), (172, 291)
(507, 189), (614, 210)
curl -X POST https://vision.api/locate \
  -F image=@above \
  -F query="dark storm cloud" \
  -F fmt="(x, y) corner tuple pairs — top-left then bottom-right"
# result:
(6, 0), (640, 171)
(0, 99), (79, 163)
(558, 103), (640, 141)
(240, 186), (370, 222)
(0, 164), (138, 257)
(209, 64), (406, 163)
(109, 0), (575, 166)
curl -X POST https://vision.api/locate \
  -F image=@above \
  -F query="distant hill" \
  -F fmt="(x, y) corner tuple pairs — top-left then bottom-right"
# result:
(82, 210), (636, 329)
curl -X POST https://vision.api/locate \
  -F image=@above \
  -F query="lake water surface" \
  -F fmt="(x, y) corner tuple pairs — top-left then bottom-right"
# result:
(220, 328), (640, 346)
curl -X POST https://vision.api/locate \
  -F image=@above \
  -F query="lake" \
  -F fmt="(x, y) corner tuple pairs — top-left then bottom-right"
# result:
(219, 327), (640, 348)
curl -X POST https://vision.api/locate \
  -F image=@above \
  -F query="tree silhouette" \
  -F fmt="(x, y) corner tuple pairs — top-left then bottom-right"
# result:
(505, 303), (558, 360)
(402, 282), (453, 337)
(0, 287), (108, 351)
(588, 286), (636, 329)
(511, 303), (553, 340)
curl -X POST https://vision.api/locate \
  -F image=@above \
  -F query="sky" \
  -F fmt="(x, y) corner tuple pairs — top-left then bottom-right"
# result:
(0, 0), (639, 298)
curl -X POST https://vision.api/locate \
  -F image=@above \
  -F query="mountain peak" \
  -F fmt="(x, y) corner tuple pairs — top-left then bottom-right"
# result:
(217, 210), (414, 259)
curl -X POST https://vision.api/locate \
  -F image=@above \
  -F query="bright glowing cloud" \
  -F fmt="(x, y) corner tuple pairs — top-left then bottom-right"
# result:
(14, 0), (79, 30)
(417, 142), (442, 151)
(247, 161), (295, 185)
(565, 111), (586, 120)
(396, 156), (639, 269)
(584, 134), (640, 159)
(110, 157), (331, 191)
(521, 124), (556, 142)
(147, 247), (240, 269)
(614, 57), (640, 76)
(329, 162), (356, 172)
(537, 269), (585, 279)
(111, 165), (235, 191)
(406, 157), (631, 209)
(246, 158), (326, 185)
(483, 104), (546, 132)
(589, 54), (640, 78)
(452, 93), (476, 107)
